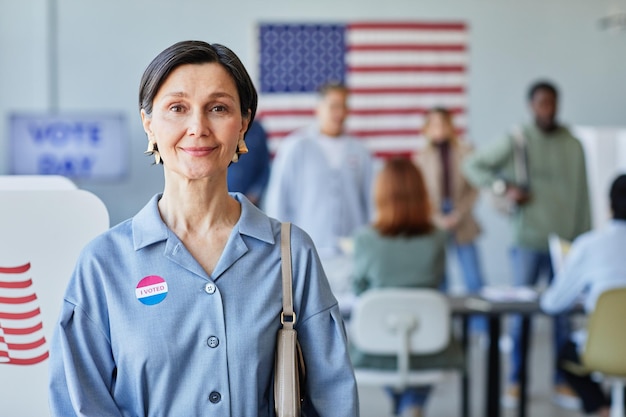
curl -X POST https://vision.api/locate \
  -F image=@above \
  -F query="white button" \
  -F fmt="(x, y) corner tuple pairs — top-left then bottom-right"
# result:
(207, 336), (219, 348)
(204, 282), (216, 294)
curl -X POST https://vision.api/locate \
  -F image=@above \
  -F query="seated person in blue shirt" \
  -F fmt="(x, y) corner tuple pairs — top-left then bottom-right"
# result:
(541, 174), (626, 417)
(227, 120), (270, 206)
(350, 158), (460, 417)
(48, 40), (359, 417)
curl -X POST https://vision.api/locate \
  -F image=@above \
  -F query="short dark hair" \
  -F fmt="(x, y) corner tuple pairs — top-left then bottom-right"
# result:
(610, 174), (626, 220)
(317, 81), (348, 98)
(139, 40), (257, 127)
(527, 80), (558, 102)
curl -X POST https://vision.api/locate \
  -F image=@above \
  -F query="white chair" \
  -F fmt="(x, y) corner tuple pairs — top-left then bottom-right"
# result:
(350, 288), (465, 412)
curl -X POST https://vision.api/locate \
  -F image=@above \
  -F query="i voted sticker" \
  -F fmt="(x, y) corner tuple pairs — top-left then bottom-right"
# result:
(136, 275), (168, 305)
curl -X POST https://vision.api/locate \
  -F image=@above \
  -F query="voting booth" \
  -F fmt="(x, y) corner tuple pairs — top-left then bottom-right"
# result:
(574, 126), (626, 229)
(0, 177), (109, 416)
(0, 175), (76, 190)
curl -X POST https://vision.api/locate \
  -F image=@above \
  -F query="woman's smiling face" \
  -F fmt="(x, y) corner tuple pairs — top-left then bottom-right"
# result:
(141, 62), (250, 181)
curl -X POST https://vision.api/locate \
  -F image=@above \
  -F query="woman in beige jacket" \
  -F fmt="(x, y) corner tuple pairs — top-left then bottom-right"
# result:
(414, 108), (485, 329)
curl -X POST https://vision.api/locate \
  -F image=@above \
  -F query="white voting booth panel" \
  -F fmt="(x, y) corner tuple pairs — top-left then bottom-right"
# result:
(574, 126), (626, 229)
(0, 189), (109, 417)
(0, 175), (76, 190)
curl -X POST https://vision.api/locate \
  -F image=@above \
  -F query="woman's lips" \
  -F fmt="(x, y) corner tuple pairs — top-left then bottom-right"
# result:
(182, 146), (216, 157)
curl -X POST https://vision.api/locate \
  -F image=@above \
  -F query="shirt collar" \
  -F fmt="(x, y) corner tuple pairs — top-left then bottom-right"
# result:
(232, 192), (275, 244)
(526, 122), (567, 139)
(132, 192), (275, 251)
(608, 219), (626, 229)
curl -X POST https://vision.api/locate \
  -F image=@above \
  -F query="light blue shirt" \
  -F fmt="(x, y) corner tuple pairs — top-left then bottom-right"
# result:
(541, 220), (626, 315)
(264, 125), (375, 257)
(48, 193), (359, 417)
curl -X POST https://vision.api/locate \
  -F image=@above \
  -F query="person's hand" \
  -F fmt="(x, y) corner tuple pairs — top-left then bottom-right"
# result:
(506, 186), (531, 205)
(440, 213), (460, 230)
(434, 213), (459, 231)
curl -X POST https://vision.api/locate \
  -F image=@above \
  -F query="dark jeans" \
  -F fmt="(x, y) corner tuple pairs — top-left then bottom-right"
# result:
(509, 247), (571, 385)
(559, 340), (610, 413)
(385, 386), (431, 415)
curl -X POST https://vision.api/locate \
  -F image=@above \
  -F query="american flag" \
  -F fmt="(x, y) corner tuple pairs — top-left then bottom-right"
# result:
(0, 263), (48, 366)
(257, 21), (469, 158)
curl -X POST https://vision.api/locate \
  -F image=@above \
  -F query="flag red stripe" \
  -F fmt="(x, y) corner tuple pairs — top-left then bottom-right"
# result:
(0, 264), (31, 274)
(258, 109), (315, 117)
(3, 322), (43, 335)
(374, 150), (414, 159)
(268, 128), (465, 140)
(7, 336), (46, 351)
(260, 107), (465, 118)
(8, 351), (49, 365)
(348, 44), (466, 52)
(348, 65), (465, 73)
(350, 107), (465, 116)
(0, 279), (33, 289)
(351, 129), (420, 137)
(351, 128), (466, 137)
(348, 22), (467, 31)
(350, 86), (465, 94)
(0, 308), (41, 320)
(268, 149), (416, 159)
(0, 294), (37, 304)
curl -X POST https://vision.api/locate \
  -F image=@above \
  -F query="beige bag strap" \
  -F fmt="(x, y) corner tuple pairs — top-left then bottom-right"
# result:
(280, 222), (295, 330)
(512, 125), (529, 187)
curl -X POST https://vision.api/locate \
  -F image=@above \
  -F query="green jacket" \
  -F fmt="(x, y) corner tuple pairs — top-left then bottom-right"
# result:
(462, 124), (591, 250)
(351, 226), (446, 295)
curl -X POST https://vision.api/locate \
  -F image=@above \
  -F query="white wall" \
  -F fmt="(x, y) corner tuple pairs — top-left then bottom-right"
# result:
(1, 0), (625, 286)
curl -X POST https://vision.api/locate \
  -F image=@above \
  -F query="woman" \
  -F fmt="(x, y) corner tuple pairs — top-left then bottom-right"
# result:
(414, 108), (484, 328)
(350, 158), (460, 417)
(48, 40), (359, 417)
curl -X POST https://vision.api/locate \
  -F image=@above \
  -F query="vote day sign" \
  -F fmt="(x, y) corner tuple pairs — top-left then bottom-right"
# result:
(10, 113), (127, 180)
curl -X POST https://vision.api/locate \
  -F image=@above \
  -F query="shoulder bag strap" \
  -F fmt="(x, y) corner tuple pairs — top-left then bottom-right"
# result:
(280, 222), (295, 330)
(512, 126), (529, 188)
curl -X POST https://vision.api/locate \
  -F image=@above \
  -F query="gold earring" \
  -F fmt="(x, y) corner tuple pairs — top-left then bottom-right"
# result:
(144, 139), (162, 165)
(237, 136), (249, 155)
(231, 136), (248, 163)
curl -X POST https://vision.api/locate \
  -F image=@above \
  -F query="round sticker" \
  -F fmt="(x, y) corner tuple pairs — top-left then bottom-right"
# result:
(135, 275), (168, 306)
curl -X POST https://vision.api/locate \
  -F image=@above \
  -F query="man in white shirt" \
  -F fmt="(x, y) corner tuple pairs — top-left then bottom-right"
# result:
(264, 82), (374, 257)
(541, 174), (626, 417)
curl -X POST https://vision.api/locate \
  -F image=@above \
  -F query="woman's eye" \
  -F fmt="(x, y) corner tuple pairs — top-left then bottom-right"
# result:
(169, 105), (184, 112)
(211, 105), (227, 113)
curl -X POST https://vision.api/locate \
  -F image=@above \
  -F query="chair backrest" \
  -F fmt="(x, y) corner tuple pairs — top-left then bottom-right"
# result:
(582, 287), (626, 376)
(350, 288), (450, 355)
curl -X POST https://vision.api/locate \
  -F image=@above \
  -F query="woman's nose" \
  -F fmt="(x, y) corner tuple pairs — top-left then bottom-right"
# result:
(187, 111), (210, 137)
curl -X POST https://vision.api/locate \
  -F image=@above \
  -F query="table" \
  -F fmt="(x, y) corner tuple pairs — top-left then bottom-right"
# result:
(448, 294), (583, 417)
(449, 295), (542, 417)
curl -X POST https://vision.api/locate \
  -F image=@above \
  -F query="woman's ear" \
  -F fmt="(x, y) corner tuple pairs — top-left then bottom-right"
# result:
(140, 109), (152, 137)
(240, 110), (252, 135)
